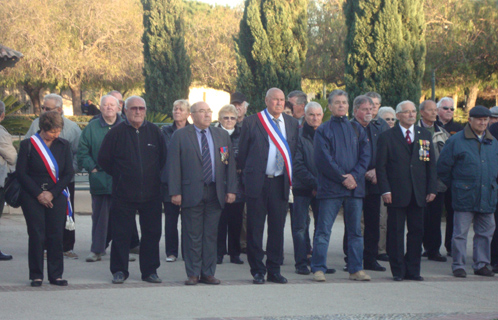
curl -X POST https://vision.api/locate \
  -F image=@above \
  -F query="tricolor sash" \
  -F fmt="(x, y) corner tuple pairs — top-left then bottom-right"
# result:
(31, 133), (75, 231)
(257, 109), (293, 185)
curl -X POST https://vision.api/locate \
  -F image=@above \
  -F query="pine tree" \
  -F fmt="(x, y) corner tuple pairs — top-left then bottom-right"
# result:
(142, 0), (191, 114)
(344, 0), (426, 110)
(236, 0), (308, 112)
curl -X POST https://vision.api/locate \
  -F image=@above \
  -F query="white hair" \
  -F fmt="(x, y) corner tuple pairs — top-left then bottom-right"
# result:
(304, 101), (323, 114)
(124, 96), (146, 110)
(437, 97), (454, 108)
(43, 94), (63, 109)
(377, 106), (396, 119)
(395, 100), (416, 114)
(100, 95), (120, 107)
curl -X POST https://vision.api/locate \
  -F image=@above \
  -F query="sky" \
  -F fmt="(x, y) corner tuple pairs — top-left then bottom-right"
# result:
(195, 0), (243, 7)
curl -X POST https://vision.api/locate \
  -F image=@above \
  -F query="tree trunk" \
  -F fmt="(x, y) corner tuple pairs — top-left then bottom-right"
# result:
(23, 84), (43, 115)
(495, 93), (497, 106)
(452, 93), (458, 110)
(466, 83), (480, 111)
(69, 85), (82, 115)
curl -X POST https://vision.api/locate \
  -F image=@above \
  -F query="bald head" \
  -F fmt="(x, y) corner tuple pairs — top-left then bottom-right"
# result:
(265, 88), (285, 118)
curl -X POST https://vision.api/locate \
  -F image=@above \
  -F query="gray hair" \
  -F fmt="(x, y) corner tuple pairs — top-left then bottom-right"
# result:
(396, 100), (416, 114)
(124, 96), (146, 110)
(304, 101), (323, 114)
(353, 95), (374, 112)
(377, 106), (396, 119)
(437, 97), (454, 108)
(43, 94), (63, 109)
(327, 90), (348, 106)
(173, 99), (190, 114)
(218, 104), (238, 119)
(266, 87), (283, 98)
(0, 100), (5, 115)
(100, 95), (120, 107)
(365, 92), (382, 103)
(288, 90), (308, 106)
(419, 100), (436, 111)
(107, 90), (122, 96)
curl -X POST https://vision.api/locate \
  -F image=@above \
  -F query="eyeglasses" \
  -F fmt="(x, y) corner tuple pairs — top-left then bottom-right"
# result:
(129, 106), (146, 112)
(41, 106), (57, 111)
(222, 116), (236, 121)
(193, 109), (213, 114)
(442, 107), (455, 111)
(384, 118), (395, 121)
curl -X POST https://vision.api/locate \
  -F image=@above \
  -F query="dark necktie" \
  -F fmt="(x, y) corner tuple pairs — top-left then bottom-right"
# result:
(406, 129), (412, 144)
(273, 118), (284, 172)
(201, 130), (212, 184)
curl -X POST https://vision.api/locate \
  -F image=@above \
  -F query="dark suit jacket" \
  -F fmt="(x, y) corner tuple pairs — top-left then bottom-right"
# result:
(167, 125), (237, 209)
(237, 112), (299, 200)
(376, 124), (437, 208)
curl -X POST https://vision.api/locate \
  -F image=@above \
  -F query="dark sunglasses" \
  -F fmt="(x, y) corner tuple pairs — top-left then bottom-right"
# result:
(442, 107), (454, 111)
(129, 106), (146, 112)
(41, 106), (57, 111)
(222, 116), (236, 121)
(384, 118), (395, 121)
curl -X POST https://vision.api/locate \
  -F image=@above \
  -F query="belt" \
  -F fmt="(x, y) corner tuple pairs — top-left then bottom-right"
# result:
(266, 175), (283, 179)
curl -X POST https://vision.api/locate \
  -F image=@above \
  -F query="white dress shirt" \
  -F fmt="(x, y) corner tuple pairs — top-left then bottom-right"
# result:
(265, 111), (287, 176)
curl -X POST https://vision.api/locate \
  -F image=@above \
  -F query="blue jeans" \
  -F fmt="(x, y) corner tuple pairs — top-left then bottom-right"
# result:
(311, 197), (364, 274)
(291, 196), (318, 269)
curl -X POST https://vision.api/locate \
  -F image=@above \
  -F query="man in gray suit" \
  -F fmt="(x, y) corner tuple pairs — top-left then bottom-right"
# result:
(167, 101), (237, 285)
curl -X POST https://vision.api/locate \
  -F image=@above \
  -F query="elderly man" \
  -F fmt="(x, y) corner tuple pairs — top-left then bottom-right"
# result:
(438, 106), (498, 278)
(350, 95), (390, 272)
(489, 106), (498, 125)
(78, 95), (124, 262)
(292, 102), (323, 275)
(25, 94), (81, 259)
(377, 100), (437, 281)
(0, 100), (17, 260)
(230, 92), (249, 126)
(311, 90), (371, 282)
(435, 97), (464, 257)
(488, 120), (498, 273)
(365, 92), (382, 119)
(98, 96), (166, 284)
(238, 88), (299, 284)
(108, 90), (125, 118)
(167, 101), (237, 285)
(288, 90), (308, 126)
(417, 100), (450, 262)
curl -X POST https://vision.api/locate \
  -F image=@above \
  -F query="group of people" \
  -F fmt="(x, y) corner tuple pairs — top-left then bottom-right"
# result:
(1, 87), (498, 287)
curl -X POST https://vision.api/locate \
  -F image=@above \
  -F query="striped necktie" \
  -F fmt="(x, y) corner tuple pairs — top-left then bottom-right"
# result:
(201, 130), (212, 184)
(273, 118), (284, 173)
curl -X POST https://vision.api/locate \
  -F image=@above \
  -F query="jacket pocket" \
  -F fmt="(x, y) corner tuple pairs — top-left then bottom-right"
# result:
(89, 171), (109, 193)
(452, 182), (477, 209)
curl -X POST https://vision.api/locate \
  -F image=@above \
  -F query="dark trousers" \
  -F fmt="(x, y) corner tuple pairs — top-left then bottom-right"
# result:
(106, 207), (140, 250)
(423, 192), (445, 256)
(110, 198), (162, 279)
(217, 201), (244, 257)
(291, 195), (318, 269)
(387, 196), (424, 278)
(21, 193), (66, 281)
(62, 181), (75, 252)
(182, 184), (222, 277)
(246, 175), (287, 276)
(363, 194), (381, 264)
(0, 187), (5, 217)
(164, 201), (182, 258)
(491, 203), (498, 266)
(444, 188), (455, 254)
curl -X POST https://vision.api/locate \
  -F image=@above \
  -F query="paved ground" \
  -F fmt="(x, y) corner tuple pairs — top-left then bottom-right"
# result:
(1, 191), (497, 320)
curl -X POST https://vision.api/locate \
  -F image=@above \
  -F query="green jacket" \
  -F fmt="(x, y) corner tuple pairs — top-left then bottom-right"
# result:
(77, 115), (123, 195)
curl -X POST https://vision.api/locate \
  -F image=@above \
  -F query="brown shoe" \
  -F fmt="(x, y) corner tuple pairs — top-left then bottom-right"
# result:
(199, 275), (221, 285)
(185, 276), (199, 285)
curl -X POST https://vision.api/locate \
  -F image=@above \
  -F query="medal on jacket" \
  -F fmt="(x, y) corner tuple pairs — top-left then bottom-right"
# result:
(220, 146), (229, 164)
(419, 140), (430, 161)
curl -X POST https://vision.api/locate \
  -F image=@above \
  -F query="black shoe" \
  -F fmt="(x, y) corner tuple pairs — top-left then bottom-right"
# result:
(253, 273), (265, 284)
(112, 271), (127, 284)
(295, 266), (310, 275)
(393, 276), (403, 281)
(474, 266), (495, 277)
(421, 251), (428, 257)
(343, 264), (348, 272)
(364, 261), (386, 272)
(30, 280), (42, 287)
(492, 265), (498, 273)
(453, 268), (467, 278)
(49, 279), (68, 286)
(377, 253), (389, 262)
(217, 255), (223, 264)
(404, 275), (424, 281)
(325, 268), (336, 274)
(143, 274), (162, 283)
(428, 253), (447, 262)
(0, 251), (13, 260)
(230, 255), (244, 264)
(267, 273), (288, 284)
(447, 252), (452, 257)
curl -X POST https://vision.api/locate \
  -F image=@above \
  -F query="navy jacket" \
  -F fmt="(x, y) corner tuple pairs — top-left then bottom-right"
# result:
(314, 116), (371, 199)
(293, 122), (318, 197)
(437, 124), (498, 214)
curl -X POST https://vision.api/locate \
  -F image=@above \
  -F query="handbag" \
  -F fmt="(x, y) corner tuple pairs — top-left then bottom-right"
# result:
(4, 171), (22, 208)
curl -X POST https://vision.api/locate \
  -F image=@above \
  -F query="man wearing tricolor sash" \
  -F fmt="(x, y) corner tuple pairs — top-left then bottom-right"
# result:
(238, 88), (299, 284)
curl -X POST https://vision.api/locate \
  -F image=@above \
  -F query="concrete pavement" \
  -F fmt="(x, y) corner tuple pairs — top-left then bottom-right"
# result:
(0, 190), (497, 320)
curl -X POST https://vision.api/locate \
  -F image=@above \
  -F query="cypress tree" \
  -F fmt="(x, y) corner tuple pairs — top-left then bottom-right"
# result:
(344, 0), (426, 111)
(236, 0), (308, 112)
(142, 0), (191, 114)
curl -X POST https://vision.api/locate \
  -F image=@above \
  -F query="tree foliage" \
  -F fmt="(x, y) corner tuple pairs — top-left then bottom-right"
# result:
(236, 0), (308, 112)
(344, 0), (426, 110)
(142, 0), (191, 114)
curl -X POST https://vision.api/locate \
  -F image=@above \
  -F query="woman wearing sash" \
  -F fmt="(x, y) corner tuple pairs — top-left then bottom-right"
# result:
(17, 111), (74, 287)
